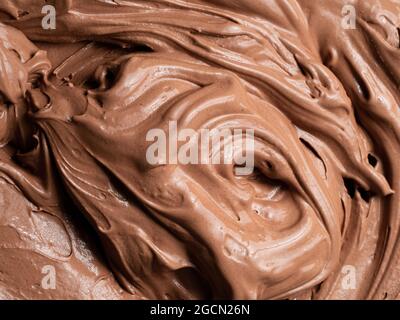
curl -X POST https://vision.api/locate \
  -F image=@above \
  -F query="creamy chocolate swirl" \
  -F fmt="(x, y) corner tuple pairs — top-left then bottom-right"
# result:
(0, 0), (399, 300)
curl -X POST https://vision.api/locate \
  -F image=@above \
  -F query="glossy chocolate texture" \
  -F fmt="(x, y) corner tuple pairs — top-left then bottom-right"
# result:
(0, 0), (399, 300)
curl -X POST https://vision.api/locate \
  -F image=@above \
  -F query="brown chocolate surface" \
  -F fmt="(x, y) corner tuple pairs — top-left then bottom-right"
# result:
(0, 0), (399, 300)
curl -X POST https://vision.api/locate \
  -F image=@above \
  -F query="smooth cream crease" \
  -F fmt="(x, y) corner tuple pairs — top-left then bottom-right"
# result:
(0, 0), (398, 300)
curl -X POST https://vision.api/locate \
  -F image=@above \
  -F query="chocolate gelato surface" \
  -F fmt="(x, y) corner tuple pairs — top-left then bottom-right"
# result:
(0, 0), (399, 300)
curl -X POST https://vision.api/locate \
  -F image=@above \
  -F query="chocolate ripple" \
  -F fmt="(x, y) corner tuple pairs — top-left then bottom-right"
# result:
(0, 0), (399, 300)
